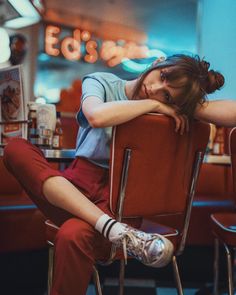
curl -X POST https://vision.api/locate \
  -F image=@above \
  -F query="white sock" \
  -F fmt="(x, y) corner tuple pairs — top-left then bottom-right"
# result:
(95, 214), (126, 241)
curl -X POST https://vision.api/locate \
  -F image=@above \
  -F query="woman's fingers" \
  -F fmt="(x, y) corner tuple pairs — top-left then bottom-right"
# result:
(183, 115), (189, 132)
(154, 101), (189, 134)
(174, 116), (181, 133)
(174, 114), (189, 134)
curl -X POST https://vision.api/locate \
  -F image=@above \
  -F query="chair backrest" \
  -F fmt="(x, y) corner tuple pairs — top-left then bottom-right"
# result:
(109, 114), (210, 252)
(229, 127), (236, 203)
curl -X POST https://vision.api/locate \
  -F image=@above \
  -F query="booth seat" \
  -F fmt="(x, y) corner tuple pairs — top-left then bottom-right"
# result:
(0, 157), (47, 252)
(188, 162), (234, 245)
(141, 162), (234, 246)
(60, 115), (79, 148)
(189, 127), (233, 246)
(0, 108), (79, 253)
(57, 79), (81, 114)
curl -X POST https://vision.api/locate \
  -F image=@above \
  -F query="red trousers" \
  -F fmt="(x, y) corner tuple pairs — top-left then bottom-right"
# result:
(3, 138), (112, 295)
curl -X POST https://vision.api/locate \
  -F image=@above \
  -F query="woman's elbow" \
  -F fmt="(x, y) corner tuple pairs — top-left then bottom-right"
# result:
(86, 113), (105, 128)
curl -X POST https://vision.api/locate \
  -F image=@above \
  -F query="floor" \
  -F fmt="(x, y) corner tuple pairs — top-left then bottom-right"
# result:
(0, 281), (227, 295)
(0, 246), (229, 295)
(87, 279), (200, 295)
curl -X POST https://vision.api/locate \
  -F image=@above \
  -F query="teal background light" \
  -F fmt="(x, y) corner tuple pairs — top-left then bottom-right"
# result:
(199, 0), (236, 100)
(121, 49), (167, 73)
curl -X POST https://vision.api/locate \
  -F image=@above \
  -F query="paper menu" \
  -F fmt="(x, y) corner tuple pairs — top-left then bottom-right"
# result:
(0, 65), (27, 145)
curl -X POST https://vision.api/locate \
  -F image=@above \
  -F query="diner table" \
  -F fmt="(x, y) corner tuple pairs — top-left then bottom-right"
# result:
(0, 147), (75, 159)
(41, 148), (75, 161)
(204, 154), (231, 165)
(42, 148), (76, 169)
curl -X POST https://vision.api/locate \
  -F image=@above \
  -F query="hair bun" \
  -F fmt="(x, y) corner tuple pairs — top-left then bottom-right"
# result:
(200, 60), (210, 72)
(198, 59), (224, 94)
(205, 70), (225, 94)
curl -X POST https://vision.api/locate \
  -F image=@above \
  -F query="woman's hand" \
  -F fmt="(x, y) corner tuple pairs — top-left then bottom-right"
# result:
(154, 101), (189, 135)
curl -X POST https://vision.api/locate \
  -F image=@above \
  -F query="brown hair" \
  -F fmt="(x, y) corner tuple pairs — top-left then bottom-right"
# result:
(132, 54), (225, 118)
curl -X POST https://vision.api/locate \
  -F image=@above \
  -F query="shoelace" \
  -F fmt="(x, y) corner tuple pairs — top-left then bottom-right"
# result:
(120, 231), (147, 264)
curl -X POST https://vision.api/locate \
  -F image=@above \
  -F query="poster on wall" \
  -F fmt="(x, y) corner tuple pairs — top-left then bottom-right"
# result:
(0, 65), (27, 146)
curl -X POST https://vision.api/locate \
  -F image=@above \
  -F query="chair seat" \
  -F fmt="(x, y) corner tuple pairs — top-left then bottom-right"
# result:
(211, 212), (236, 246)
(45, 219), (179, 260)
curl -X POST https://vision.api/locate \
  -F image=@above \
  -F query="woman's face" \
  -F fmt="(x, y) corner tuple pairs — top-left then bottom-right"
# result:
(138, 68), (185, 107)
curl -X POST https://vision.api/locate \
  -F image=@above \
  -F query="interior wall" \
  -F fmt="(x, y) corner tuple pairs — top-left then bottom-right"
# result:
(198, 0), (236, 100)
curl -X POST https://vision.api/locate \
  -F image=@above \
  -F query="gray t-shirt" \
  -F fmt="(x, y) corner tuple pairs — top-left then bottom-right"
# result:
(75, 72), (129, 168)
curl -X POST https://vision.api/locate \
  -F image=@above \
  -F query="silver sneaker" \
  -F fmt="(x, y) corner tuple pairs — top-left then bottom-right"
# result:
(110, 225), (174, 268)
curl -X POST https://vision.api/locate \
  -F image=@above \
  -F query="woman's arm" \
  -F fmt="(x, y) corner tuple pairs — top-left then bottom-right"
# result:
(82, 96), (159, 127)
(82, 96), (188, 133)
(195, 100), (236, 127)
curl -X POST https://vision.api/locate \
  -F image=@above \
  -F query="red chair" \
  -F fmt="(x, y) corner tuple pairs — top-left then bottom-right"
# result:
(46, 114), (210, 295)
(211, 127), (236, 295)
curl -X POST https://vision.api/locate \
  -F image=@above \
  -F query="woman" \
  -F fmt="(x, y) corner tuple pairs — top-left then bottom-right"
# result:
(3, 54), (231, 295)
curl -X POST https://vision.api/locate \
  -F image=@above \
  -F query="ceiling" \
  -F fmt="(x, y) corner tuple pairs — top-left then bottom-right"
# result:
(42, 0), (199, 49)
(2, 0), (199, 54)
(43, 0), (197, 28)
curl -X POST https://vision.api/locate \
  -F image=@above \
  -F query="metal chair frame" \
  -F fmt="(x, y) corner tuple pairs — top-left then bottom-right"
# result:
(213, 237), (235, 295)
(93, 148), (204, 295)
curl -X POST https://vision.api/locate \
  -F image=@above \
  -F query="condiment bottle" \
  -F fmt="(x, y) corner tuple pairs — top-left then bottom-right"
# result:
(52, 112), (63, 149)
(212, 126), (225, 155)
(28, 103), (38, 145)
(36, 104), (56, 149)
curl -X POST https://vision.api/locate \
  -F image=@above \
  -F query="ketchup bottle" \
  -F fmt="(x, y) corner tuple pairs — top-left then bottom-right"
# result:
(52, 112), (63, 149)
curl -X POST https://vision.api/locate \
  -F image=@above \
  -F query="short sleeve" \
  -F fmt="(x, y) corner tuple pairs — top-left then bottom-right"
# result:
(81, 77), (106, 103)
(77, 76), (106, 127)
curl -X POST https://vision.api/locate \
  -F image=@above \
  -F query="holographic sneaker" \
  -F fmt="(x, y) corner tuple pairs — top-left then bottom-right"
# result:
(110, 224), (174, 268)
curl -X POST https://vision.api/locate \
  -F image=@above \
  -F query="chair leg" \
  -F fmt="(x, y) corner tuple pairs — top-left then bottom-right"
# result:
(119, 260), (125, 295)
(47, 245), (54, 295)
(172, 255), (184, 295)
(93, 266), (103, 295)
(213, 238), (220, 295)
(223, 243), (234, 295)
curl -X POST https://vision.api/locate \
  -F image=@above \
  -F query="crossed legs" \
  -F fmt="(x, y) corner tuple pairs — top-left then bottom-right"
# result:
(3, 138), (174, 295)
(3, 139), (111, 295)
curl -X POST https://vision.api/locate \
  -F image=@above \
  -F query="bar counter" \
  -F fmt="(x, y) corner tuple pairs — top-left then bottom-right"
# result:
(0, 147), (231, 165)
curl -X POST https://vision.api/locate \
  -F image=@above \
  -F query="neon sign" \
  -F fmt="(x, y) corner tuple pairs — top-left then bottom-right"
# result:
(45, 25), (97, 62)
(44, 24), (166, 72)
